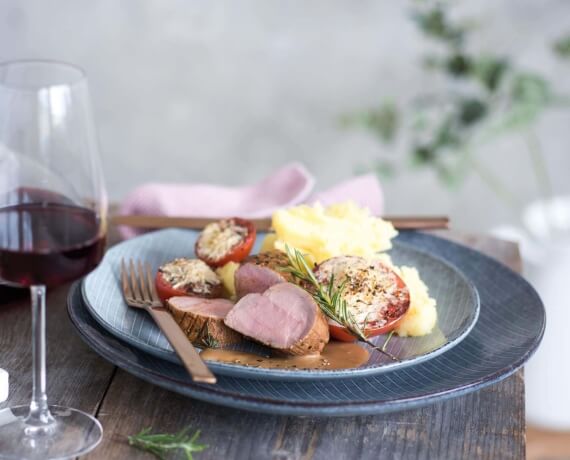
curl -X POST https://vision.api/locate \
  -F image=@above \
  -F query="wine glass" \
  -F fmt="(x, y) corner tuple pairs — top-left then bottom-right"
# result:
(0, 60), (107, 459)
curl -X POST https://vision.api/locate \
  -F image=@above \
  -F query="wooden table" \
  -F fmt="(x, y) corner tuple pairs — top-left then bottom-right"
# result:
(0, 232), (526, 459)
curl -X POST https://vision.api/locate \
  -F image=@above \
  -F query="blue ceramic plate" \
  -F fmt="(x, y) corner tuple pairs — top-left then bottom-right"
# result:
(82, 229), (479, 381)
(68, 232), (545, 417)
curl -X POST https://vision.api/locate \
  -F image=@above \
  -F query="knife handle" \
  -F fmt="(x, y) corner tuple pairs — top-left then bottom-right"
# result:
(147, 307), (216, 384)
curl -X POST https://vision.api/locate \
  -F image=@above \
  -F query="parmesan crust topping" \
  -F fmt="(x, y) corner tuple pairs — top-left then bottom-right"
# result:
(159, 258), (221, 295)
(315, 256), (409, 329)
(197, 219), (248, 261)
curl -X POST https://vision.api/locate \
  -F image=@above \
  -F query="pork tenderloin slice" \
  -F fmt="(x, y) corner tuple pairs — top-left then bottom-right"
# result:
(166, 296), (243, 347)
(234, 264), (285, 299)
(224, 283), (329, 355)
(234, 251), (294, 299)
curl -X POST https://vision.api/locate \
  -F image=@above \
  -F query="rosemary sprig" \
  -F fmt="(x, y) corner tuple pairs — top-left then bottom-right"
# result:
(128, 427), (207, 460)
(201, 333), (220, 349)
(382, 330), (395, 352)
(282, 245), (399, 362)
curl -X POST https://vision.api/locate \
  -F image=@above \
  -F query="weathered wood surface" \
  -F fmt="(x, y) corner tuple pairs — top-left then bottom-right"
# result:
(0, 283), (116, 424)
(0, 231), (525, 460)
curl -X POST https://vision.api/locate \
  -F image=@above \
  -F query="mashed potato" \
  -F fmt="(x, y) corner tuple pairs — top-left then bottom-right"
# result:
(271, 202), (397, 264)
(216, 262), (239, 299)
(394, 266), (437, 337)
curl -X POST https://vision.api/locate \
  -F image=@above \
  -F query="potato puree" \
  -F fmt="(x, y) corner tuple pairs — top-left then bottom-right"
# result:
(272, 202), (398, 264)
(216, 261), (239, 299)
(374, 254), (437, 337)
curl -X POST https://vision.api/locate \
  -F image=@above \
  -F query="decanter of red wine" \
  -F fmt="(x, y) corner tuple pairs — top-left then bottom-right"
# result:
(0, 60), (107, 459)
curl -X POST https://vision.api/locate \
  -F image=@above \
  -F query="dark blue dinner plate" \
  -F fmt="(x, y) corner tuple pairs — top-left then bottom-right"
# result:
(67, 232), (545, 417)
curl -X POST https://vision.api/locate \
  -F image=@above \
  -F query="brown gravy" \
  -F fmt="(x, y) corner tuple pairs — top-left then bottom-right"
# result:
(200, 341), (370, 370)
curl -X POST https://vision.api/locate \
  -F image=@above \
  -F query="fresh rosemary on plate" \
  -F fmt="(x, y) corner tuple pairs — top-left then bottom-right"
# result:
(128, 426), (207, 460)
(201, 333), (220, 349)
(282, 245), (399, 362)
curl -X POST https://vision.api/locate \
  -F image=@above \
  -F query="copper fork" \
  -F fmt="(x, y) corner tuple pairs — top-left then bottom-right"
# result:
(120, 259), (216, 384)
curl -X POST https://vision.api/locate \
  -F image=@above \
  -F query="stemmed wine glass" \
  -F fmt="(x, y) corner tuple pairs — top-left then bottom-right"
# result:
(0, 60), (107, 458)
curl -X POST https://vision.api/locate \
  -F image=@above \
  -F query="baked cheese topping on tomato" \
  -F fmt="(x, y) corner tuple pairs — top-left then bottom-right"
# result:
(195, 218), (256, 267)
(156, 258), (222, 301)
(315, 256), (410, 341)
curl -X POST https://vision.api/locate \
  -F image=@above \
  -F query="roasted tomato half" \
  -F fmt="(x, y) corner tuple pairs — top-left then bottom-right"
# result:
(314, 256), (410, 342)
(195, 218), (256, 267)
(155, 258), (222, 303)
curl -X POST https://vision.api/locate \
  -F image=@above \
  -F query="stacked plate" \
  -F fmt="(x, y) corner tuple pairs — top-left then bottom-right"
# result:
(67, 229), (545, 416)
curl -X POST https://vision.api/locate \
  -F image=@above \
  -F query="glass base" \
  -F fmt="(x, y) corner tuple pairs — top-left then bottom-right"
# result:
(0, 405), (102, 459)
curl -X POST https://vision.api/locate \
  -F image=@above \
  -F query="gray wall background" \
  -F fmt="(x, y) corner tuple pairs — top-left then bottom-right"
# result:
(2, 0), (569, 231)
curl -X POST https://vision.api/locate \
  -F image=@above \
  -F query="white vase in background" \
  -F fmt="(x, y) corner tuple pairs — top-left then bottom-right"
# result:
(492, 196), (570, 430)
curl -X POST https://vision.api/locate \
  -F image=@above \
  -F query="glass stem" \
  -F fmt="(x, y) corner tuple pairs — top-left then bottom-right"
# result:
(25, 285), (55, 432)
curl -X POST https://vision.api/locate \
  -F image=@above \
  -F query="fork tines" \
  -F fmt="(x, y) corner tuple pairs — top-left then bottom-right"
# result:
(120, 258), (161, 307)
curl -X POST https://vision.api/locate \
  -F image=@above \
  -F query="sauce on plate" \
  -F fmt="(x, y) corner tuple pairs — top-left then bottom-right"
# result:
(201, 341), (370, 370)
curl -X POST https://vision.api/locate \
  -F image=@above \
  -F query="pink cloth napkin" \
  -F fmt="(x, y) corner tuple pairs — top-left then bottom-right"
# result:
(118, 162), (384, 239)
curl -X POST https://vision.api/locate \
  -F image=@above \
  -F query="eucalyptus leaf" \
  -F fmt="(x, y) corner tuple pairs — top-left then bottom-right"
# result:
(412, 145), (436, 165)
(459, 98), (487, 125)
(437, 163), (463, 188)
(445, 53), (472, 77)
(412, 6), (464, 45)
(511, 73), (551, 107)
(487, 105), (541, 135)
(374, 160), (397, 178)
(364, 101), (400, 143)
(553, 34), (570, 59)
(434, 116), (461, 148)
(473, 56), (509, 92)
(340, 101), (399, 144)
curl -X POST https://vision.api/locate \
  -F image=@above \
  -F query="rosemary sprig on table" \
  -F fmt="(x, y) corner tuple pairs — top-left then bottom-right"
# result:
(128, 427), (207, 460)
(282, 245), (399, 362)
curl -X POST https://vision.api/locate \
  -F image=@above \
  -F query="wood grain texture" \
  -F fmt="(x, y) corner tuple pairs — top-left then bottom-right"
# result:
(111, 214), (450, 232)
(88, 369), (525, 460)
(0, 281), (115, 415)
(0, 230), (526, 460)
(527, 425), (570, 459)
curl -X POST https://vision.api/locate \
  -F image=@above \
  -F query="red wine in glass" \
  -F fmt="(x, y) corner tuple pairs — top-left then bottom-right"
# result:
(0, 202), (106, 287)
(0, 60), (107, 459)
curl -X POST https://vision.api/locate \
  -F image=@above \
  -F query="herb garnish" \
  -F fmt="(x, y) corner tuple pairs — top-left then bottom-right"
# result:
(382, 330), (395, 352)
(201, 333), (220, 349)
(282, 245), (399, 362)
(128, 427), (207, 460)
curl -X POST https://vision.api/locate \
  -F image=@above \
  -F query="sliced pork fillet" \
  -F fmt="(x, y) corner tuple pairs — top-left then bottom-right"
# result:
(234, 251), (294, 299)
(224, 283), (329, 355)
(166, 296), (243, 347)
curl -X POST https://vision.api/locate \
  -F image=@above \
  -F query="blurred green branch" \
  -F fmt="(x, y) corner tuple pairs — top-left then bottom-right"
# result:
(553, 34), (570, 59)
(344, 0), (570, 205)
